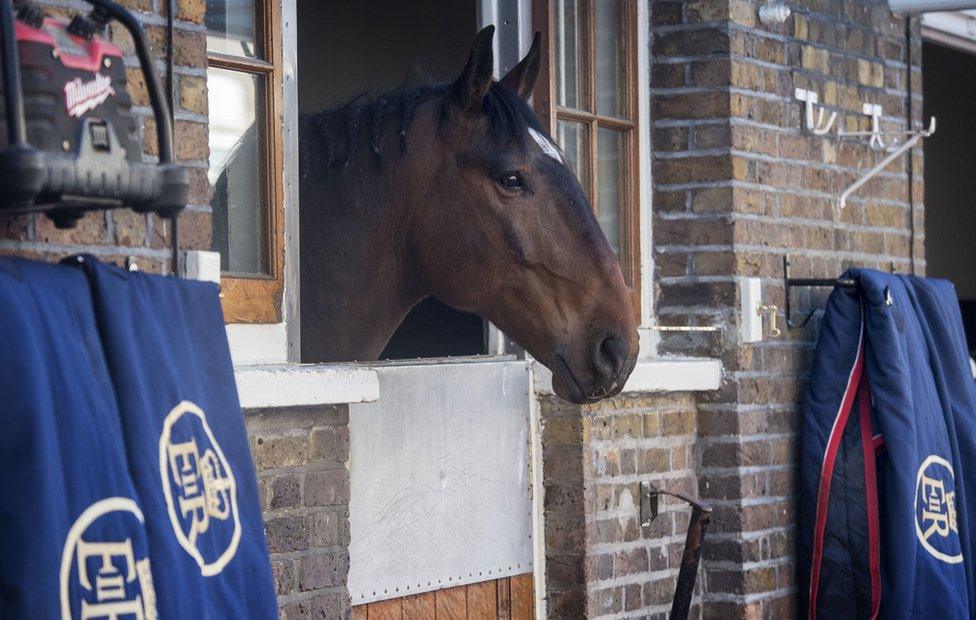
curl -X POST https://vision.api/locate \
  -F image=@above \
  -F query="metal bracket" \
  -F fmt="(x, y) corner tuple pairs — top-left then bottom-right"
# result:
(837, 115), (935, 215)
(792, 95), (936, 218)
(837, 104), (936, 152)
(640, 480), (712, 527)
(783, 255), (859, 328)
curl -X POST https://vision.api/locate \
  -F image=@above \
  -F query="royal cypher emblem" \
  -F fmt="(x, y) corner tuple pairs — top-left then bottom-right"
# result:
(60, 497), (157, 620)
(914, 454), (963, 564)
(64, 72), (116, 118)
(159, 401), (241, 576)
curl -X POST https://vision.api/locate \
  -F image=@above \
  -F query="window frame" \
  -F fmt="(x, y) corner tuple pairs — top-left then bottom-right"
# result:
(532, 0), (643, 320)
(207, 0), (286, 324)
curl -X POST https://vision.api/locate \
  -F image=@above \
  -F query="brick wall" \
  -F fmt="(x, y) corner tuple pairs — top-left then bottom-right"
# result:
(650, 0), (924, 617)
(540, 392), (702, 619)
(0, 0), (211, 272)
(246, 405), (352, 619)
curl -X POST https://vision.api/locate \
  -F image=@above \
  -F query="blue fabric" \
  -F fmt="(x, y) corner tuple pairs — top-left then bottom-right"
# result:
(0, 258), (155, 619)
(801, 269), (976, 619)
(76, 256), (277, 619)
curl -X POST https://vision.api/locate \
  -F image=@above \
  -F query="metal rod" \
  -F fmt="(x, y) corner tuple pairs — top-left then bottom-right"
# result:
(0, 0), (27, 145)
(836, 116), (936, 140)
(787, 277), (858, 288)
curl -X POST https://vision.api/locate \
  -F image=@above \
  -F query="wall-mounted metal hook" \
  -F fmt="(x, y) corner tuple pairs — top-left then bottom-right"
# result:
(795, 88), (837, 136)
(783, 256), (859, 328)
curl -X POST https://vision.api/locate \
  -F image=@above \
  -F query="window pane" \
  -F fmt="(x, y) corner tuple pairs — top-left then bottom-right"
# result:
(555, 0), (581, 109)
(208, 68), (268, 275)
(597, 127), (625, 258)
(595, 0), (627, 118)
(206, 0), (260, 59)
(556, 119), (589, 196)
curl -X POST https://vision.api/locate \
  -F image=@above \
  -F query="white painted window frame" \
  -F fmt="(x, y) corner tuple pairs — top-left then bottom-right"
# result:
(220, 0), (300, 366)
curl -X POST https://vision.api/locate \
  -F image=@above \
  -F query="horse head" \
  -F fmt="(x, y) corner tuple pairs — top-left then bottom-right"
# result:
(402, 27), (639, 403)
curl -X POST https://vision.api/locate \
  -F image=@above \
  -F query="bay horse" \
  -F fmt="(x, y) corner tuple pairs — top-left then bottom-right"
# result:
(299, 26), (638, 403)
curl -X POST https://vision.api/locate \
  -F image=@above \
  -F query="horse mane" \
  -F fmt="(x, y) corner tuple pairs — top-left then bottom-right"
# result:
(306, 79), (543, 173)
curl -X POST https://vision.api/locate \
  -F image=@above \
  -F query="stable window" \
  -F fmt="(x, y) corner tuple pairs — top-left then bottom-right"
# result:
(297, 0), (487, 361)
(206, 0), (284, 323)
(535, 0), (641, 316)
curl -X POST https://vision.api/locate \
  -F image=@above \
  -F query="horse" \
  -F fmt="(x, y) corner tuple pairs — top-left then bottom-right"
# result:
(299, 26), (638, 404)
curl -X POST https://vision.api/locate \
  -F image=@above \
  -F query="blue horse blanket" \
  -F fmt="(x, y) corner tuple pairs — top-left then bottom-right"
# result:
(800, 269), (976, 619)
(76, 256), (277, 618)
(0, 258), (155, 619)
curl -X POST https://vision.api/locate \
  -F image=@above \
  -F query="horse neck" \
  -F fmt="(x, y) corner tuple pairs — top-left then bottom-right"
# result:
(301, 141), (429, 362)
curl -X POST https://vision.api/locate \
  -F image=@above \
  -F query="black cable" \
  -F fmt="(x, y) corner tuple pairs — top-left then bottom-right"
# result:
(86, 0), (174, 164)
(0, 0), (27, 145)
(166, 0), (175, 114)
(167, 0), (177, 275)
(905, 16), (916, 276)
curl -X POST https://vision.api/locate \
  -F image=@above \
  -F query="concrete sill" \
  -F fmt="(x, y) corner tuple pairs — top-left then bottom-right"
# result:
(235, 363), (380, 409)
(533, 356), (722, 395)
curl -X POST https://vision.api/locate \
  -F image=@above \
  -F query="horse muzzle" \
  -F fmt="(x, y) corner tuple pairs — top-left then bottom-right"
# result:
(551, 330), (638, 404)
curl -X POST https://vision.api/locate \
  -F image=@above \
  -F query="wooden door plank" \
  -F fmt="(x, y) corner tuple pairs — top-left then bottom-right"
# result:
(402, 591), (436, 620)
(467, 580), (498, 620)
(435, 585), (467, 620)
(510, 574), (534, 620)
(369, 598), (403, 620)
(350, 605), (369, 620)
(496, 577), (512, 619)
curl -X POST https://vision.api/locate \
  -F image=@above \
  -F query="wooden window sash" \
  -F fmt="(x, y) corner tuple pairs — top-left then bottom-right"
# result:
(533, 0), (641, 318)
(207, 0), (285, 324)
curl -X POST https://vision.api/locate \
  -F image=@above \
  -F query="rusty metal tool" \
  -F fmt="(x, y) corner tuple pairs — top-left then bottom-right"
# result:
(640, 481), (713, 620)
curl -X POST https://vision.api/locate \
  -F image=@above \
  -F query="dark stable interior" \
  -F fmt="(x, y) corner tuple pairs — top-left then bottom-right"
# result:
(297, 0), (486, 361)
(923, 41), (976, 353)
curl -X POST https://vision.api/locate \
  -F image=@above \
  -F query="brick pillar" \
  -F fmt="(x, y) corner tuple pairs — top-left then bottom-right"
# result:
(540, 393), (701, 618)
(246, 405), (352, 618)
(649, 0), (924, 616)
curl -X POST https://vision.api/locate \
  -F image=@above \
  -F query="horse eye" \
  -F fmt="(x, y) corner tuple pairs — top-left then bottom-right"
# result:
(498, 172), (523, 190)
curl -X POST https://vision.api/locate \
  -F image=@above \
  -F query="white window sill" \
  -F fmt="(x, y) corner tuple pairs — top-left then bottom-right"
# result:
(233, 354), (721, 410)
(234, 363), (380, 409)
(531, 356), (722, 396)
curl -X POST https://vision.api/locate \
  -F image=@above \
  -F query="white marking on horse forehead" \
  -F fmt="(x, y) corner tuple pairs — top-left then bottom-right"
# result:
(528, 128), (564, 163)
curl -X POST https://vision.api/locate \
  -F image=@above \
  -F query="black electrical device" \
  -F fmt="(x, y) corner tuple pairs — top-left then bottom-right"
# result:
(0, 0), (186, 253)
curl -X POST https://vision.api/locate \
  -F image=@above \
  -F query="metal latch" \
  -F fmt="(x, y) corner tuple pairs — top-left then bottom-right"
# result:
(650, 325), (721, 333)
(756, 302), (781, 338)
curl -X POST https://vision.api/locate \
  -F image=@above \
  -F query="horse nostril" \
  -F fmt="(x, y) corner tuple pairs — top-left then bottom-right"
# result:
(592, 331), (628, 379)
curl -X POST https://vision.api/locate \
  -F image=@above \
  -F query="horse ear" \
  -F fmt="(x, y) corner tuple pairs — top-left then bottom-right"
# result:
(449, 25), (495, 114)
(500, 32), (541, 100)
